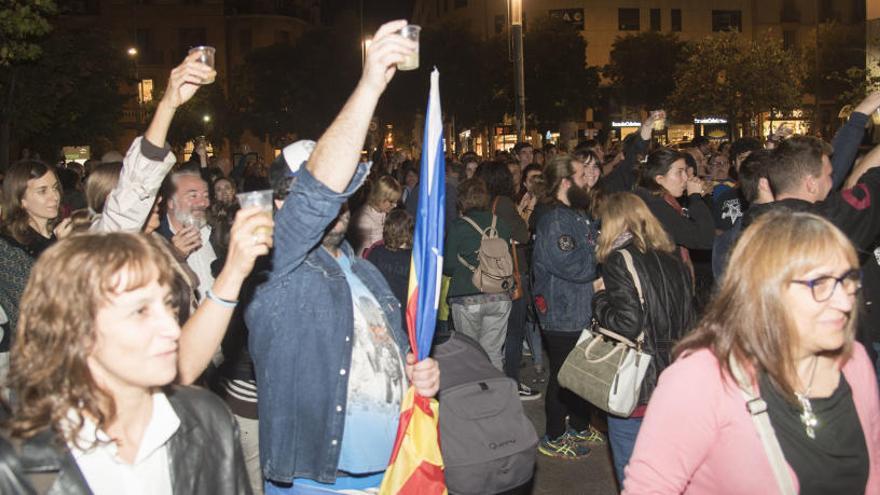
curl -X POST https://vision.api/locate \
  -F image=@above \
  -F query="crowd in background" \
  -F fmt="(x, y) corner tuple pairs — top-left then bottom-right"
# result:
(0, 18), (878, 495)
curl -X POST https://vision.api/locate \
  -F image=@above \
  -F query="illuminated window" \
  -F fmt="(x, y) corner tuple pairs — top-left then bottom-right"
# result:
(139, 79), (154, 104)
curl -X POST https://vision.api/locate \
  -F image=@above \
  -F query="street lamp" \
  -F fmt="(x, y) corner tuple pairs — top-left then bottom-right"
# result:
(127, 47), (138, 57)
(510, 0), (526, 142)
(203, 115), (212, 123)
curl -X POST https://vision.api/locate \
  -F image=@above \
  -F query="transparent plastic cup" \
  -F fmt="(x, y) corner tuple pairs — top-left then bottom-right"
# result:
(188, 46), (216, 83)
(397, 25), (421, 71)
(237, 189), (274, 236)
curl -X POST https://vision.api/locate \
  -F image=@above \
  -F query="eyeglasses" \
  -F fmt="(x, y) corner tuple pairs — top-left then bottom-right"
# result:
(790, 268), (862, 302)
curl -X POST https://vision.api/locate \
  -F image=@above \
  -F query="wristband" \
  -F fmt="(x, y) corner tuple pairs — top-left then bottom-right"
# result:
(206, 289), (238, 308)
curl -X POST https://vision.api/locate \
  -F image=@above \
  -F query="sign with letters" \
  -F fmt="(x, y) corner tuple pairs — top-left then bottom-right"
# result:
(549, 8), (584, 30)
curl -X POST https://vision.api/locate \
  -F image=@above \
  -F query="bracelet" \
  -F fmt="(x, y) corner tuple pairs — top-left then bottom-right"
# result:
(206, 289), (238, 308)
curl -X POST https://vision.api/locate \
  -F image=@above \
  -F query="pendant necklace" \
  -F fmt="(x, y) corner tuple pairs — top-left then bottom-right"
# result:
(795, 355), (819, 439)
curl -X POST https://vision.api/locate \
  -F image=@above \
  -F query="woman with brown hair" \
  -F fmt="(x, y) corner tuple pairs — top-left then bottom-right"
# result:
(0, 161), (73, 348)
(591, 192), (694, 485)
(623, 211), (880, 494)
(5, 233), (250, 494)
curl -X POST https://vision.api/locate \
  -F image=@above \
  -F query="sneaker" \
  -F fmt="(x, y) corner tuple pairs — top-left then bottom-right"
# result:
(564, 425), (606, 445)
(518, 382), (542, 401)
(538, 435), (591, 459)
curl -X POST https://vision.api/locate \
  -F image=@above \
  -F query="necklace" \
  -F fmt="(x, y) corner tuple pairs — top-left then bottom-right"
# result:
(794, 355), (819, 439)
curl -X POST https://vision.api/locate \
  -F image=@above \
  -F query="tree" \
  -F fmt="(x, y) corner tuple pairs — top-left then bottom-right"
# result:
(0, 0), (56, 167)
(523, 17), (599, 131)
(604, 32), (687, 110)
(231, 23), (361, 145)
(806, 21), (876, 107)
(149, 80), (231, 149)
(2, 26), (127, 162)
(378, 21), (511, 149)
(667, 32), (805, 135)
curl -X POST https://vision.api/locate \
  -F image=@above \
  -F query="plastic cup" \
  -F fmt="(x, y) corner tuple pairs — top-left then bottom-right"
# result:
(397, 25), (421, 71)
(237, 189), (274, 236)
(188, 46), (216, 83)
(651, 110), (666, 131)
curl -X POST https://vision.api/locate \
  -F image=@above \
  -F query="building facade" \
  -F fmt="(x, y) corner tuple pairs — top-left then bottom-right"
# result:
(413, 0), (866, 150)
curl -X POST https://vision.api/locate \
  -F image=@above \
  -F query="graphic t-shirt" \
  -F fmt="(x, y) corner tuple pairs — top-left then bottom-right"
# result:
(333, 253), (406, 474)
(712, 186), (744, 231)
(294, 252), (407, 493)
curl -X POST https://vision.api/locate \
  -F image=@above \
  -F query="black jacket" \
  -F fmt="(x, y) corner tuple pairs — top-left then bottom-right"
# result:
(4, 386), (251, 495)
(635, 189), (715, 251)
(593, 245), (695, 404)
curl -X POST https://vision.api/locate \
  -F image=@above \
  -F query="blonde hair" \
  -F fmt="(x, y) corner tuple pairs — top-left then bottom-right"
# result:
(368, 175), (402, 207)
(595, 192), (675, 262)
(675, 211), (858, 400)
(85, 162), (123, 214)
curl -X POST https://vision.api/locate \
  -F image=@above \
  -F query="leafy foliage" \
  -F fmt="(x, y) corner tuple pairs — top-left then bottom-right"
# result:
(0, 0), (56, 66)
(523, 17), (599, 130)
(2, 27), (126, 160)
(604, 32), (687, 110)
(668, 32), (805, 133)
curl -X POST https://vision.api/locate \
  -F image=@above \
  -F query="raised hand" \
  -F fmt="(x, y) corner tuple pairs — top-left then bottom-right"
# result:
(161, 51), (216, 110)
(171, 225), (202, 257)
(223, 206), (274, 278)
(361, 20), (417, 94)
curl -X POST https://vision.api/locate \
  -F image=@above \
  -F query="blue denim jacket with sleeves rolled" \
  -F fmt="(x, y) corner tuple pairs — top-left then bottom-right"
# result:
(531, 204), (598, 333)
(245, 165), (407, 484)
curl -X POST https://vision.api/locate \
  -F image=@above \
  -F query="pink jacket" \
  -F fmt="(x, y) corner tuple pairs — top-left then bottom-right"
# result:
(623, 344), (880, 494)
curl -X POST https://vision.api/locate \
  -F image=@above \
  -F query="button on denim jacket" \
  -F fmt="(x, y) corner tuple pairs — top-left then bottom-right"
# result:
(246, 166), (406, 484)
(531, 205), (598, 333)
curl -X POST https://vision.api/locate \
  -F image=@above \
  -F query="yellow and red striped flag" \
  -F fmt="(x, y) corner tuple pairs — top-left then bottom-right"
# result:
(379, 68), (447, 495)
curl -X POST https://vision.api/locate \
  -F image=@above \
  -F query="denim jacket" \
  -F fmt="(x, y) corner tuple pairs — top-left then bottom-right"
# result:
(245, 166), (407, 484)
(531, 204), (598, 332)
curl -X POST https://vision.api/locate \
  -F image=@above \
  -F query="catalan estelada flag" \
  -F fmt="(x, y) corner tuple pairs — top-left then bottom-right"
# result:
(379, 68), (447, 495)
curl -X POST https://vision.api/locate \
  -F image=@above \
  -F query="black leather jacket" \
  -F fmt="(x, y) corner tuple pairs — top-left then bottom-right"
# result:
(3, 386), (251, 495)
(593, 244), (695, 405)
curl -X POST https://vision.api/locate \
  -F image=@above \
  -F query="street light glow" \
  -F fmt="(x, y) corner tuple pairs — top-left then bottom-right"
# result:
(203, 115), (211, 123)
(510, 0), (522, 26)
(127, 47), (138, 57)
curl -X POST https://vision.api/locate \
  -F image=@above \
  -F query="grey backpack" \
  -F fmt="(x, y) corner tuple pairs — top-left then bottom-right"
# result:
(433, 332), (537, 495)
(457, 215), (514, 294)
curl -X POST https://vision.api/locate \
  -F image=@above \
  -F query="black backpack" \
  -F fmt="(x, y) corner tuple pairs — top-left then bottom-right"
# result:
(432, 332), (538, 495)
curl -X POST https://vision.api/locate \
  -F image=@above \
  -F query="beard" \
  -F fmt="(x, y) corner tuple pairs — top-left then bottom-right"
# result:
(566, 184), (591, 211)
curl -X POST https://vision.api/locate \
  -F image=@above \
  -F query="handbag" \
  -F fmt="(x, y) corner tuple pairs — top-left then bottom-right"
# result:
(557, 249), (652, 416)
(729, 356), (797, 495)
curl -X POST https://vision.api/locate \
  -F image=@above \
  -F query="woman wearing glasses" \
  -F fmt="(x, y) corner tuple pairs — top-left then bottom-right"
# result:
(623, 211), (880, 494)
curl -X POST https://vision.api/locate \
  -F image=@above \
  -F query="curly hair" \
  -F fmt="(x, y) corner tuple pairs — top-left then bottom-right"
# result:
(6, 233), (178, 448)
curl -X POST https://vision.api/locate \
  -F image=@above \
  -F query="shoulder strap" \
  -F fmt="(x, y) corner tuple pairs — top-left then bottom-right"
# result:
(460, 216), (486, 237)
(618, 249), (645, 308)
(729, 356), (797, 495)
(492, 197), (499, 214)
(617, 249), (647, 345)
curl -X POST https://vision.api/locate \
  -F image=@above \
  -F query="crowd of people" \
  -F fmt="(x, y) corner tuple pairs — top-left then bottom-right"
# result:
(0, 18), (878, 495)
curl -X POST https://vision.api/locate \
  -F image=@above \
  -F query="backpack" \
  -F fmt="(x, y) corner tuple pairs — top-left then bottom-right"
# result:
(457, 215), (514, 294)
(433, 332), (538, 495)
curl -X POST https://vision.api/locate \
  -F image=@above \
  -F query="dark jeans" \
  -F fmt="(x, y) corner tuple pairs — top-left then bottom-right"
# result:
(503, 294), (528, 382)
(543, 330), (591, 440)
(607, 415), (643, 488)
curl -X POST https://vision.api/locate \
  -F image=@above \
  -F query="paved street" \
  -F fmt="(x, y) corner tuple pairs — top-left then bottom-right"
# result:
(517, 357), (619, 495)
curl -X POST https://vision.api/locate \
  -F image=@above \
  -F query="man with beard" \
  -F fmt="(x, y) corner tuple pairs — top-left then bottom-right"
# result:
(531, 154), (604, 459)
(158, 168), (215, 301)
(245, 21), (440, 494)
